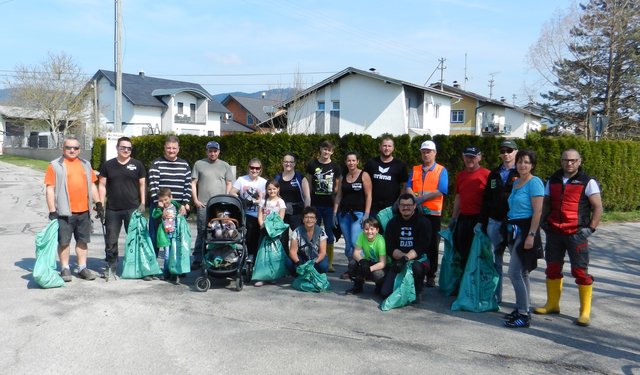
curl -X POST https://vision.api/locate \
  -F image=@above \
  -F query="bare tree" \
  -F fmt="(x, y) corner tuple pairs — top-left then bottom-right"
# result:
(5, 52), (91, 145)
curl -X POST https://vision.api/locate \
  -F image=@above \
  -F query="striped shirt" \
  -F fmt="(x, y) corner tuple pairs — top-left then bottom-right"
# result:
(148, 156), (192, 205)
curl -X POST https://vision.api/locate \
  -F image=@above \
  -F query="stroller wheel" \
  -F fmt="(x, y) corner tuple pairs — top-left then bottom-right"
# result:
(195, 276), (211, 292)
(235, 274), (243, 291)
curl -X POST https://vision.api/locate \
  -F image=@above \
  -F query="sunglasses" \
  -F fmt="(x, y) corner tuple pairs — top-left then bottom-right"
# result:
(118, 146), (132, 151)
(64, 146), (80, 151)
(500, 148), (514, 154)
(249, 166), (261, 171)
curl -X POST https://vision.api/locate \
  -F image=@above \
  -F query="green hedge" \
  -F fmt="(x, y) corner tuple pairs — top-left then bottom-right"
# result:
(91, 133), (640, 213)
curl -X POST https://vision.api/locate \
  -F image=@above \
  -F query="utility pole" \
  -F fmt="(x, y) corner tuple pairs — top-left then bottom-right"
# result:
(114, 0), (123, 132)
(438, 58), (446, 86)
(488, 72), (498, 100)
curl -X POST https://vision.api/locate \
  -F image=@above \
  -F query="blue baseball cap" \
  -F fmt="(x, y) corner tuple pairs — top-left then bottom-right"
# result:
(206, 141), (220, 150)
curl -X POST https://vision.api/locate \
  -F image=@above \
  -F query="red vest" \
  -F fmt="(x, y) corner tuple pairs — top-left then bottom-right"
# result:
(546, 169), (595, 234)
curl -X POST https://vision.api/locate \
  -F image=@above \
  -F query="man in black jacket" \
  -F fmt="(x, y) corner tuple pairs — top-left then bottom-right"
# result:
(381, 193), (431, 303)
(480, 140), (519, 303)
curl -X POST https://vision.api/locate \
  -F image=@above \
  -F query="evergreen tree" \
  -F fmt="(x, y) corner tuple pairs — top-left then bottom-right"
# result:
(540, 0), (640, 139)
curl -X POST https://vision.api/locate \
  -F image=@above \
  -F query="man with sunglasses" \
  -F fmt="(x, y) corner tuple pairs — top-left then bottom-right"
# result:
(45, 136), (101, 282)
(480, 139), (519, 303)
(98, 137), (146, 278)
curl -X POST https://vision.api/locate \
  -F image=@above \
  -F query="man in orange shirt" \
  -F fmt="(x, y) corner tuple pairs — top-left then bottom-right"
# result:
(44, 136), (101, 282)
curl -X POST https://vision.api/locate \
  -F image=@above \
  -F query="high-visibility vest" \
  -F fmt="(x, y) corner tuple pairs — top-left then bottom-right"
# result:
(411, 163), (444, 216)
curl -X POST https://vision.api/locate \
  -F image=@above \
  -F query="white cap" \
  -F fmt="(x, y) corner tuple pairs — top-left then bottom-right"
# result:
(420, 140), (437, 151)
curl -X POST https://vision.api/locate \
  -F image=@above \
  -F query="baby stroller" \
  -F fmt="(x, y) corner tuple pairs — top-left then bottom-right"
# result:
(194, 194), (252, 292)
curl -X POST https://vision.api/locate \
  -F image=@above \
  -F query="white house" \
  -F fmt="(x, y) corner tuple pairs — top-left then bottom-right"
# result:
(284, 67), (458, 137)
(88, 70), (229, 137)
(431, 82), (542, 139)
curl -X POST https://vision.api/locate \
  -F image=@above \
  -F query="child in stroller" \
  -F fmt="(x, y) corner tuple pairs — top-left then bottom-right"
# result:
(208, 210), (239, 240)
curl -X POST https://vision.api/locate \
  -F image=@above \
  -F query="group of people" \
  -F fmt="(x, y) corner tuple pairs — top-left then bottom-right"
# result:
(43, 135), (602, 327)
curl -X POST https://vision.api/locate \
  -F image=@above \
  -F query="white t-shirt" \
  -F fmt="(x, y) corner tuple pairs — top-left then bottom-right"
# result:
(544, 178), (600, 197)
(233, 175), (267, 218)
(262, 197), (286, 217)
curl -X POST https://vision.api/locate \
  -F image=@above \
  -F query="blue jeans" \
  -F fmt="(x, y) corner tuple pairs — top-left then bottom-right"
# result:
(487, 218), (506, 303)
(286, 256), (329, 276)
(314, 206), (335, 244)
(337, 210), (364, 260)
(193, 207), (207, 262)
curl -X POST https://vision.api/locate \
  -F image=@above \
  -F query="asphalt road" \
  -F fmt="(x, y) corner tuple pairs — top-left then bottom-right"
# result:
(0, 160), (639, 375)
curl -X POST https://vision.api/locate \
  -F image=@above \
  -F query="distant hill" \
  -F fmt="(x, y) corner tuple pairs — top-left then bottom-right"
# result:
(213, 88), (296, 104)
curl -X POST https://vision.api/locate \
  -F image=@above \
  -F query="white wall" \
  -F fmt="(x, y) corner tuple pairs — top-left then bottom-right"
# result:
(287, 74), (453, 137)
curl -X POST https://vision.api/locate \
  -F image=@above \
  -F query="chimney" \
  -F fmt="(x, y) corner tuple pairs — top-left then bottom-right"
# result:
(500, 96), (506, 103)
(453, 80), (460, 88)
(139, 71), (145, 77)
(369, 68), (379, 74)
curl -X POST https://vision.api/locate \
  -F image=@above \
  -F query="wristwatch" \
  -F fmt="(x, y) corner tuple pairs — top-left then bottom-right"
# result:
(589, 227), (596, 233)
(528, 232), (535, 237)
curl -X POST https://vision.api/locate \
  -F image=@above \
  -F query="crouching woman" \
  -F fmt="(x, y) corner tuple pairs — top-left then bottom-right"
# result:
(286, 206), (329, 275)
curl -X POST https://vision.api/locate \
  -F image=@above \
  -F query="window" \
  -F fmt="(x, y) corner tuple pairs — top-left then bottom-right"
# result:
(247, 114), (254, 125)
(330, 101), (340, 133)
(177, 102), (184, 114)
(451, 110), (464, 123)
(434, 104), (440, 119)
(317, 101), (325, 111)
(207, 131), (215, 136)
(190, 103), (196, 119)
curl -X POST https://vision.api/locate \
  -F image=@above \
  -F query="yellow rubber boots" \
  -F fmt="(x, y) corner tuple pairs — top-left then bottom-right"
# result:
(534, 278), (563, 315)
(327, 244), (335, 272)
(576, 284), (593, 326)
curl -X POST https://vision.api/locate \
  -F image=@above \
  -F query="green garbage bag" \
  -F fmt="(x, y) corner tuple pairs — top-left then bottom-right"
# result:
(451, 226), (500, 312)
(33, 220), (65, 288)
(121, 211), (161, 279)
(252, 212), (289, 281)
(380, 255), (426, 311)
(167, 215), (192, 275)
(438, 229), (463, 296)
(292, 260), (330, 292)
(376, 206), (395, 233)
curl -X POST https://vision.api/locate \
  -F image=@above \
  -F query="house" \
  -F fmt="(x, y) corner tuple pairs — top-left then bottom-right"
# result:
(88, 70), (229, 137)
(283, 67), (458, 137)
(220, 94), (284, 132)
(431, 82), (542, 139)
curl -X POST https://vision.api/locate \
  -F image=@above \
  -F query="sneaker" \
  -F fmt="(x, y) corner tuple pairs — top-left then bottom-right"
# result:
(60, 268), (72, 282)
(425, 277), (436, 288)
(340, 271), (350, 280)
(505, 313), (530, 328)
(503, 309), (520, 320)
(78, 268), (96, 281)
(142, 275), (154, 281)
(254, 281), (264, 287)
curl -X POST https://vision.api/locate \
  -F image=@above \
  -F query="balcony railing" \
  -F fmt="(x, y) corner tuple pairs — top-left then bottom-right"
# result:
(174, 114), (206, 124)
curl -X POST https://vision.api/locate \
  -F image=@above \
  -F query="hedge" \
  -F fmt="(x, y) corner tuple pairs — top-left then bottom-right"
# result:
(91, 132), (640, 213)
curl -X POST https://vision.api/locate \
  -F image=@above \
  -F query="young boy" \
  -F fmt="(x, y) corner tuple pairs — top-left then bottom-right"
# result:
(306, 140), (341, 272)
(152, 187), (182, 280)
(345, 217), (387, 295)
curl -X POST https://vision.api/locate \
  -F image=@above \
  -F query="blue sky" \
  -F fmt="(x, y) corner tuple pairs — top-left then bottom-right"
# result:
(0, 0), (571, 104)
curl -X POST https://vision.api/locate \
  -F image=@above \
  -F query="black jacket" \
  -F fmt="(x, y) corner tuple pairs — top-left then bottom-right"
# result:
(480, 165), (519, 224)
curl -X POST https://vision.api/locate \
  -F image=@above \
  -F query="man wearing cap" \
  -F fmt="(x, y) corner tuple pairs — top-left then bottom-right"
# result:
(450, 146), (490, 276)
(480, 140), (519, 303)
(191, 140), (234, 269)
(406, 140), (448, 287)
